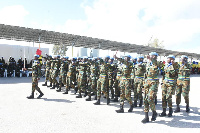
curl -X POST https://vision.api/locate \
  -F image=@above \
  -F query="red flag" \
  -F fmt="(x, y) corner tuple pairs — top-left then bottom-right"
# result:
(36, 49), (42, 55)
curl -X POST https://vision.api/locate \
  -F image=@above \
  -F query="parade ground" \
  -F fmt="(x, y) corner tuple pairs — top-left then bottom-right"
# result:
(0, 75), (200, 133)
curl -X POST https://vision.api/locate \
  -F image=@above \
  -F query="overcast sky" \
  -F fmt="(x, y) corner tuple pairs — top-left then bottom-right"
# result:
(0, 0), (200, 54)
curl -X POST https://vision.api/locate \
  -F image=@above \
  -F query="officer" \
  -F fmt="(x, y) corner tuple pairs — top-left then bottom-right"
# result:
(133, 56), (146, 107)
(42, 55), (52, 86)
(94, 56), (110, 105)
(142, 52), (159, 123)
(27, 54), (44, 99)
(174, 55), (191, 113)
(57, 56), (69, 92)
(159, 55), (178, 117)
(115, 55), (134, 113)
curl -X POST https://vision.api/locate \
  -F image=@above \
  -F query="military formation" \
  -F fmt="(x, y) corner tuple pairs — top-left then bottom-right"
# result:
(27, 52), (192, 123)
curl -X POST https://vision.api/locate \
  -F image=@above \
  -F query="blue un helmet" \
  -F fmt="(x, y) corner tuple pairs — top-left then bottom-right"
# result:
(167, 55), (175, 60)
(149, 52), (158, 56)
(181, 55), (188, 59)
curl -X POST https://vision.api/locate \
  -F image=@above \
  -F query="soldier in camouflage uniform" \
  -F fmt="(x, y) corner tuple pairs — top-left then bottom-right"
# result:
(133, 56), (146, 108)
(86, 57), (99, 101)
(42, 55), (52, 86)
(116, 55), (134, 113)
(27, 54), (44, 99)
(142, 52), (159, 123)
(174, 55), (191, 113)
(94, 56), (110, 105)
(47, 57), (54, 88)
(56, 56), (69, 92)
(108, 58), (115, 99)
(76, 57), (89, 98)
(159, 55), (178, 117)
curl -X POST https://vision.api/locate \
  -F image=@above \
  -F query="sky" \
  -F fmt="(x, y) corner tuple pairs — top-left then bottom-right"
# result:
(0, 0), (200, 54)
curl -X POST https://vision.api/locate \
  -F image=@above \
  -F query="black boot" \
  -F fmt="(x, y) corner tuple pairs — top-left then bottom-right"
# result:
(42, 81), (47, 86)
(186, 104), (190, 113)
(56, 86), (62, 92)
(112, 96), (118, 102)
(133, 100), (137, 108)
(94, 99), (100, 105)
(159, 108), (166, 117)
(84, 91), (88, 97)
(151, 111), (157, 121)
(139, 99), (143, 107)
(76, 93), (82, 98)
(63, 89), (68, 94)
(141, 112), (149, 123)
(37, 90), (44, 99)
(168, 107), (173, 117)
(107, 98), (110, 105)
(111, 94), (114, 99)
(128, 104), (134, 112)
(174, 104), (180, 113)
(116, 104), (124, 113)
(27, 92), (34, 99)
(86, 95), (91, 101)
(50, 84), (55, 89)
(94, 95), (97, 100)
(47, 82), (52, 87)
(74, 86), (78, 94)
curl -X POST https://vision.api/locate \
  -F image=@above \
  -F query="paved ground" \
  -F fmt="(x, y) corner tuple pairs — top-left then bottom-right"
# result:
(0, 75), (200, 133)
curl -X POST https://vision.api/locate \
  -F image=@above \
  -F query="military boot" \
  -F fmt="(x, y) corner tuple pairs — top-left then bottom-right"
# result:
(94, 99), (100, 105)
(94, 95), (97, 100)
(159, 108), (166, 117)
(56, 86), (62, 92)
(116, 104), (124, 113)
(47, 82), (52, 87)
(86, 95), (91, 101)
(174, 104), (180, 113)
(37, 90), (44, 99)
(141, 112), (149, 123)
(168, 107), (173, 117)
(42, 81), (47, 86)
(76, 93), (82, 98)
(74, 86), (78, 94)
(107, 98), (110, 105)
(50, 84), (55, 89)
(133, 100), (137, 108)
(128, 104), (134, 112)
(151, 111), (157, 121)
(111, 94), (114, 99)
(84, 91), (88, 97)
(63, 89), (68, 94)
(186, 104), (190, 113)
(112, 96), (118, 102)
(27, 92), (34, 99)
(139, 99), (143, 107)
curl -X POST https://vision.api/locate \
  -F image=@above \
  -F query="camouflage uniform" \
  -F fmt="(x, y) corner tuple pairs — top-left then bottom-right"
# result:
(65, 61), (76, 94)
(133, 61), (146, 107)
(50, 57), (60, 89)
(42, 57), (52, 86)
(27, 55), (43, 99)
(113, 63), (121, 102)
(108, 62), (115, 99)
(175, 56), (191, 113)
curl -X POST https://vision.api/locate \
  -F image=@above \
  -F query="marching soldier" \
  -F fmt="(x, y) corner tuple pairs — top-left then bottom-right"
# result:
(142, 52), (159, 123)
(174, 55), (191, 113)
(42, 55), (52, 86)
(115, 55), (134, 113)
(133, 56), (146, 107)
(27, 54), (44, 99)
(159, 55), (178, 117)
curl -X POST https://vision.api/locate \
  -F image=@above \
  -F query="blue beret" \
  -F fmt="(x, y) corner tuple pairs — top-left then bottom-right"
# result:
(125, 55), (131, 58)
(137, 56), (144, 59)
(64, 56), (69, 59)
(149, 52), (158, 56)
(181, 55), (188, 59)
(105, 55), (110, 59)
(34, 54), (39, 58)
(111, 58), (114, 60)
(167, 55), (175, 59)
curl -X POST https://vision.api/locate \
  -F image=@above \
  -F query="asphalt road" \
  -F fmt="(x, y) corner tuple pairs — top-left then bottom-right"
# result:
(0, 75), (200, 133)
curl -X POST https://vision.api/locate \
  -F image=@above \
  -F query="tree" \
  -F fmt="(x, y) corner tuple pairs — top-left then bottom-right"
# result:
(145, 36), (164, 48)
(52, 43), (68, 56)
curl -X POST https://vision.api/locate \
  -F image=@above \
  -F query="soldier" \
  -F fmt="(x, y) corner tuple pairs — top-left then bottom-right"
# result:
(108, 58), (115, 99)
(76, 56), (89, 98)
(142, 52), (159, 123)
(56, 56), (69, 92)
(115, 55), (134, 113)
(50, 55), (60, 89)
(174, 55), (191, 113)
(159, 55), (178, 117)
(27, 54), (44, 99)
(42, 55), (52, 86)
(94, 56), (110, 105)
(133, 56), (146, 108)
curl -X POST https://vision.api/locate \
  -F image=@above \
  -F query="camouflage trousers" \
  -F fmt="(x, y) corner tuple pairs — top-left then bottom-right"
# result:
(143, 79), (158, 112)
(97, 75), (108, 99)
(44, 69), (50, 82)
(176, 79), (190, 105)
(77, 74), (87, 93)
(161, 80), (176, 108)
(108, 78), (114, 96)
(51, 70), (58, 85)
(113, 78), (120, 97)
(88, 75), (97, 96)
(133, 77), (144, 101)
(120, 78), (132, 106)
(59, 73), (66, 86)
(32, 77), (41, 92)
